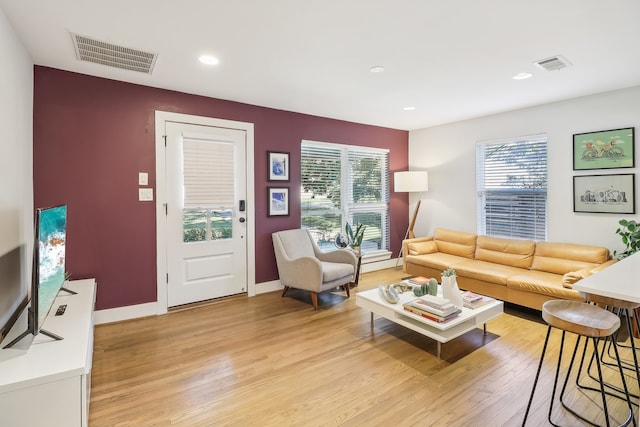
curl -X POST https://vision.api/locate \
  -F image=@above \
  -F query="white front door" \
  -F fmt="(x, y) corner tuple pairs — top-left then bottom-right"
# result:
(164, 121), (248, 307)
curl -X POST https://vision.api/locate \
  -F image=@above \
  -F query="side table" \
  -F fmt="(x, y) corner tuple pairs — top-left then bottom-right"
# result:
(353, 253), (362, 286)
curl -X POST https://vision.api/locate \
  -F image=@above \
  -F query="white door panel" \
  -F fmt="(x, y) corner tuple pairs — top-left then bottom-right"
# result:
(165, 122), (247, 307)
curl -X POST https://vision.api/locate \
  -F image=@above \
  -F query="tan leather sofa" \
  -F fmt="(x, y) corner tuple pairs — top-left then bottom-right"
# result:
(402, 228), (616, 310)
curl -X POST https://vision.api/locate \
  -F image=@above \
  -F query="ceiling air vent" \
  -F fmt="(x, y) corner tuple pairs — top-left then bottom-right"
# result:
(534, 55), (571, 72)
(71, 33), (158, 74)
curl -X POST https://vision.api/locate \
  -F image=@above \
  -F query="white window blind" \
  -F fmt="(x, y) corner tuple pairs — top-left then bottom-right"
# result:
(183, 137), (234, 208)
(349, 150), (389, 204)
(301, 140), (390, 254)
(300, 143), (342, 211)
(476, 134), (547, 241)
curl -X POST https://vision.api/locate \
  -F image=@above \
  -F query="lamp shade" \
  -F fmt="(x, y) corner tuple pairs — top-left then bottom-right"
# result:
(394, 171), (429, 193)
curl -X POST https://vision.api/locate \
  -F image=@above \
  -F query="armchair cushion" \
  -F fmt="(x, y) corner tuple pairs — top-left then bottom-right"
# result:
(321, 261), (356, 283)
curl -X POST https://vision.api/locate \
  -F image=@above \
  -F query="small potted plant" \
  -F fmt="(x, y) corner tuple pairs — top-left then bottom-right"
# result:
(441, 267), (463, 307)
(442, 267), (456, 278)
(345, 222), (366, 252)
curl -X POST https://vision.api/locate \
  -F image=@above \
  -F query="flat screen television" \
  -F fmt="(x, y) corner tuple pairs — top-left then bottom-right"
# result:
(3, 205), (69, 349)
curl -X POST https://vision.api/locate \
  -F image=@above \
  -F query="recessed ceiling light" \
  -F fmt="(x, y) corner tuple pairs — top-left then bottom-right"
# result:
(513, 72), (533, 80)
(369, 66), (385, 73)
(199, 54), (219, 65)
(403, 106), (416, 111)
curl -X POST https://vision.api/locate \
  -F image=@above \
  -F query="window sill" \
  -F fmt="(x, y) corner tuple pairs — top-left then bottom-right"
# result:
(362, 250), (392, 264)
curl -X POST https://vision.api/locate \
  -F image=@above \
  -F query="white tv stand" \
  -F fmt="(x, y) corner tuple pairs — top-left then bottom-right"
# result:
(0, 279), (96, 427)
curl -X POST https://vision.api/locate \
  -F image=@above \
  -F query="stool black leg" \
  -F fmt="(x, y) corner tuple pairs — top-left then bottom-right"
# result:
(594, 337), (613, 427)
(609, 338), (636, 427)
(523, 326), (552, 426)
(575, 335), (619, 401)
(558, 334), (602, 426)
(560, 333), (584, 406)
(562, 337), (612, 426)
(593, 337), (634, 427)
(606, 310), (640, 402)
(564, 335), (635, 427)
(619, 309), (640, 392)
(548, 330), (568, 426)
(584, 309), (640, 405)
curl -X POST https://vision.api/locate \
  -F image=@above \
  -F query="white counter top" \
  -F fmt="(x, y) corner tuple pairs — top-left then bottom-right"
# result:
(573, 251), (640, 303)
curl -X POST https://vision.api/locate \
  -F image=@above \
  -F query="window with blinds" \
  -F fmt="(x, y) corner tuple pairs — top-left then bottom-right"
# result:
(301, 140), (390, 254)
(182, 136), (234, 242)
(476, 134), (547, 241)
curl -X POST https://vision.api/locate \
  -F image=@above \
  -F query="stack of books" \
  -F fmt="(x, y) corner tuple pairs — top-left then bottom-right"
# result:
(461, 291), (495, 309)
(402, 295), (461, 323)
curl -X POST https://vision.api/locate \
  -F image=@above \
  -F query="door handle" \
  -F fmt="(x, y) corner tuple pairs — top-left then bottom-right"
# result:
(239, 217), (246, 223)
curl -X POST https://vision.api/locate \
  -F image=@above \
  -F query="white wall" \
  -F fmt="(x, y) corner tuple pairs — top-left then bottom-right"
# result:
(0, 8), (33, 317)
(409, 85), (640, 254)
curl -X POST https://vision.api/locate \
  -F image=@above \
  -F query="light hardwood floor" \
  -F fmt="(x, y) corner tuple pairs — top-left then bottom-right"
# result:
(90, 268), (639, 426)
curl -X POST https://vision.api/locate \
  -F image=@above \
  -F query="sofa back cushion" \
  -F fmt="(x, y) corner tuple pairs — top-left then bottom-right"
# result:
(433, 228), (477, 259)
(475, 236), (535, 268)
(531, 241), (610, 275)
(408, 240), (438, 255)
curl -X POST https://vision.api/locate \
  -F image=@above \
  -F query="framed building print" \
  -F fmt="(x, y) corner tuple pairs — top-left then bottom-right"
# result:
(573, 173), (635, 214)
(268, 187), (289, 216)
(573, 127), (635, 170)
(268, 151), (290, 181)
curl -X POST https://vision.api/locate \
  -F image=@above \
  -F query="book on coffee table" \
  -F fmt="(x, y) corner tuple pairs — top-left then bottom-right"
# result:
(402, 297), (461, 322)
(402, 302), (461, 323)
(407, 276), (429, 286)
(461, 291), (483, 303)
(463, 294), (495, 309)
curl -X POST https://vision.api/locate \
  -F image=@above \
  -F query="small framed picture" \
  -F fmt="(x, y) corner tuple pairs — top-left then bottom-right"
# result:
(573, 127), (635, 170)
(268, 187), (289, 217)
(268, 151), (289, 181)
(573, 173), (635, 214)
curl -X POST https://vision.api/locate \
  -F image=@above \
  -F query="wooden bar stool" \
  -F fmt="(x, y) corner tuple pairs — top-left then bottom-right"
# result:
(523, 300), (634, 427)
(578, 293), (640, 405)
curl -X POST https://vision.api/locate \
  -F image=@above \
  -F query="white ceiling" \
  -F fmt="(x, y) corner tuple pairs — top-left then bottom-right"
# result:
(2, 0), (640, 131)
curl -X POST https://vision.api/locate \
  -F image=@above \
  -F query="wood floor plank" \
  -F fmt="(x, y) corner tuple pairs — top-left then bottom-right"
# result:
(90, 268), (638, 426)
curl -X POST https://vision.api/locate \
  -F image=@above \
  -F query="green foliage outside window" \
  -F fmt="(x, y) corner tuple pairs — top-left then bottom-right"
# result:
(183, 209), (232, 242)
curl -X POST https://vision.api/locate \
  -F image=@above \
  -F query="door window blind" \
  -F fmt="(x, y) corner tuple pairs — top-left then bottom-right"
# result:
(183, 137), (234, 208)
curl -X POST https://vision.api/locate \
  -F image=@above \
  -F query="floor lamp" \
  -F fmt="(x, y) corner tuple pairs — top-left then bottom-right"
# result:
(394, 170), (429, 268)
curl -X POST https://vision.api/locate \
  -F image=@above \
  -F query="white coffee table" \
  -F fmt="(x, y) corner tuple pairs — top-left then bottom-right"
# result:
(356, 286), (504, 359)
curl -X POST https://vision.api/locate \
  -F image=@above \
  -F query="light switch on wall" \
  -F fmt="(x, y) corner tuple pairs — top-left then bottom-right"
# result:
(139, 188), (153, 201)
(139, 172), (148, 186)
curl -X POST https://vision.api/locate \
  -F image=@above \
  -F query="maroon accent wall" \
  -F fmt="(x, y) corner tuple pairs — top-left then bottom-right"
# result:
(33, 66), (409, 310)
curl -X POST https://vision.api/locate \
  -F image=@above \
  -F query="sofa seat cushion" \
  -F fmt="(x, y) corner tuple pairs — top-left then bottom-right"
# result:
(475, 235), (535, 269)
(405, 253), (468, 272)
(508, 270), (581, 300)
(453, 259), (526, 286)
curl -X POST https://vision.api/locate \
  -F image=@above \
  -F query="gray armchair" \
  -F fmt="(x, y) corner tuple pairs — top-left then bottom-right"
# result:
(272, 229), (358, 310)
